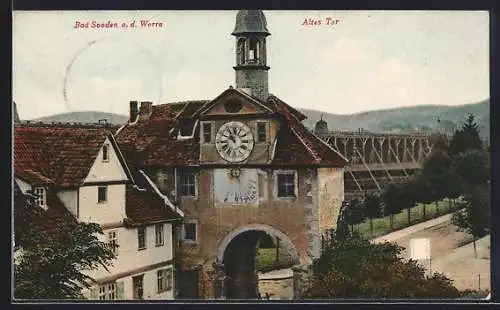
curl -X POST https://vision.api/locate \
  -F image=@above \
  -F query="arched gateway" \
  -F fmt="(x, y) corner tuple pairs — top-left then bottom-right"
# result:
(213, 224), (300, 299)
(116, 10), (348, 299)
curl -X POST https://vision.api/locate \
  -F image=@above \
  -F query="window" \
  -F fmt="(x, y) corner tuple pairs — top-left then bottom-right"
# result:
(34, 187), (47, 209)
(132, 275), (144, 299)
(157, 268), (173, 293)
(183, 221), (197, 243)
(179, 171), (196, 197)
(202, 122), (212, 143)
(257, 122), (267, 143)
(98, 186), (107, 203)
(107, 231), (118, 255)
(155, 224), (164, 246)
(99, 282), (116, 300)
(249, 38), (259, 61)
(277, 171), (296, 198)
(102, 144), (109, 162)
(137, 227), (146, 250)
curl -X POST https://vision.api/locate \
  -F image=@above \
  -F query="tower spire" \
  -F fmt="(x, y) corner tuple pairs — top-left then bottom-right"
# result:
(232, 10), (270, 102)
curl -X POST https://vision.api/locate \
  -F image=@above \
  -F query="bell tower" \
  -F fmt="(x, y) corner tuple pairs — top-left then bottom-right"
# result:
(232, 10), (270, 102)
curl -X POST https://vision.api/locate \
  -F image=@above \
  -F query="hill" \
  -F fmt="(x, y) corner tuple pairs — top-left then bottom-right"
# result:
(26, 99), (489, 139)
(31, 111), (128, 125)
(299, 99), (489, 139)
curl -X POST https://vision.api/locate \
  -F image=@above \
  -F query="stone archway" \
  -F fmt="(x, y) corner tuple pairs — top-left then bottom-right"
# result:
(213, 224), (300, 299)
(215, 223), (300, 264)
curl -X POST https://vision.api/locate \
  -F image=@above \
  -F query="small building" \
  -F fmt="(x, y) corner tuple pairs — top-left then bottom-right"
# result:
(13, 123), (183, 300)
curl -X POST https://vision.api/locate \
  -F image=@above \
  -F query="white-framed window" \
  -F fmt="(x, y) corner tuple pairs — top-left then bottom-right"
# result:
(276, 170), (297, 199)
(34, 187), (47, 209)
(102, 144), (109, 162)
(155, 223), (164, 246)
(182, 220), (197, 243)
(179, 170), (196, 197)
(98, 186), (107, 203)
(157, 268), (173, 293)
(256, 121), (267, 143)
(137, 227), (147, 250)
(201, 121), (213, 144)
(99, 282), (117, 300)
(107, 230), (118, 255)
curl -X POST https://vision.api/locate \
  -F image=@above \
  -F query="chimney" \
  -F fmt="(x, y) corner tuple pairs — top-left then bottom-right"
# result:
(129, 101), (139, 122)
(140, 101), (153, 120)
(13, 101), (20, 123)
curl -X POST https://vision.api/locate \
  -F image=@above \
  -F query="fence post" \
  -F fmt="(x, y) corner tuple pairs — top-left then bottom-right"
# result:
(479, 274), (481, 291)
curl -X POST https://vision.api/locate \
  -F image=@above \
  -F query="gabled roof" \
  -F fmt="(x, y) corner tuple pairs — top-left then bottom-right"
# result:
(125, 170), (183, 225)
(196, 87), (274, 117)
(116, 100), (207, 167)
(14, 123), (125, 187)
(115, 93), (346, 167)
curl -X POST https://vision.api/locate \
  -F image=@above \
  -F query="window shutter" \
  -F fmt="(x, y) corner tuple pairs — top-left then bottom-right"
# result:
(116, 281), (125, 299)
(89, 287), (99, 300)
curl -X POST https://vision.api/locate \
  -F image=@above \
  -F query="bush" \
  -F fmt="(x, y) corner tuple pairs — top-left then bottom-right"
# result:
(303, 231), (460, 299)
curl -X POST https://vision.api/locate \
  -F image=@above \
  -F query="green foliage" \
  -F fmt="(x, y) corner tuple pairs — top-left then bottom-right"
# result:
(382, 183), (404, 230)
(452, 184), (490, 239)
(362, 193), (382, 237)
(305, 232), (460, 298)
(448, 113), (484, 157)
(452, 150), (490, 188)
(14, 190), (117, 299)
(345, 198), (365, 230)
(363, 194), (382, 219)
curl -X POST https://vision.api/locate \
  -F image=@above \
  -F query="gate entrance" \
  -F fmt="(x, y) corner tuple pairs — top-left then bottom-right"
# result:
(216, 224), (300, 299)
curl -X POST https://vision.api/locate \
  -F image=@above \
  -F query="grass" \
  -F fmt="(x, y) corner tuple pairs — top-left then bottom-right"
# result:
(356, 199), (458, 239)
(256, 245), (295, 273)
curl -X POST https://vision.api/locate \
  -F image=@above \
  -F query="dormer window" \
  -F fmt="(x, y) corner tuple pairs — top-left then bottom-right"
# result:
(34, 187), (47, 210)
(102, 144), (109, 162)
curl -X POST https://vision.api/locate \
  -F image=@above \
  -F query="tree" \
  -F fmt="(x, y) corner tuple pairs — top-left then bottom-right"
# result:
(452, 184), (490, 258)
(305, 231), (460, 298)
(14, 188), (117, 299)
(400, 179), (418, 225)
(448, 113), (483, 157)
(452, 149), (490, 189)
(420, 149), (454, 213)
(362, 193), (382, 237)
(345, 198), (365, 234)
(382, 183), (404, 231)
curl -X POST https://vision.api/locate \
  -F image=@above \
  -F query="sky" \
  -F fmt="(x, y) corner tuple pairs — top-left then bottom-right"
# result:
(13, 10), (489, 120)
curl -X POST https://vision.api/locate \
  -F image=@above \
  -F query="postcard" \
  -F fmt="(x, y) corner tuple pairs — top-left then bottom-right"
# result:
(12, 10), (490, 301)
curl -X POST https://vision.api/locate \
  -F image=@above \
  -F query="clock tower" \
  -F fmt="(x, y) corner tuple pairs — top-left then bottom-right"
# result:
(232, 10), (270, 102)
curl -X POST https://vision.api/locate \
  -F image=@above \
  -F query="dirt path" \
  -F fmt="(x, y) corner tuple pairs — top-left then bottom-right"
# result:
(373, 214), (490, 292)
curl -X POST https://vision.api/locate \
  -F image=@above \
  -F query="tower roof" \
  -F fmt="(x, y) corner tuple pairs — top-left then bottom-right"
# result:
(232, 10), (270, 36)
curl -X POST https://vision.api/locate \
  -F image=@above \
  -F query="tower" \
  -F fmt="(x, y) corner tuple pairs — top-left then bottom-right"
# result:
(232, 10), (270, 102)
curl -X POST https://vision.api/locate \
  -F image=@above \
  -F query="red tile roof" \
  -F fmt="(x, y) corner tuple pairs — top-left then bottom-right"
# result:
(125, 171), (182, 225)
(14, 123), (116, 187)
(116, 91), (347, 167)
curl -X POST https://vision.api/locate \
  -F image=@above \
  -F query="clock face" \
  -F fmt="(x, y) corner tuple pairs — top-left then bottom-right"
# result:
(214, 169), (258, 204)
(215, 121), (254, 163)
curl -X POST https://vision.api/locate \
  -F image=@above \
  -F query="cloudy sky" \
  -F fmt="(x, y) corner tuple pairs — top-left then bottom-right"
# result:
(13, 10), (489, 120)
